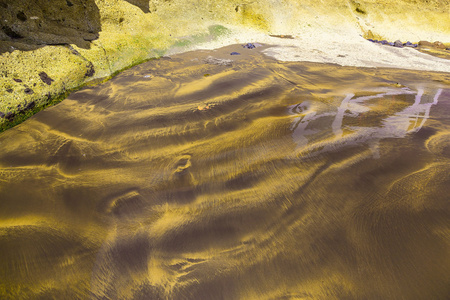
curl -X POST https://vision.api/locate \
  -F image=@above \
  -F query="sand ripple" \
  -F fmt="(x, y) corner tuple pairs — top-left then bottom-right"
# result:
(0, 45), (449, 299)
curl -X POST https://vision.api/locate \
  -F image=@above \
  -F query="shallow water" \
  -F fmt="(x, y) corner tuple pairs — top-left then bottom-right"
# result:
(1, 45), (449, 299)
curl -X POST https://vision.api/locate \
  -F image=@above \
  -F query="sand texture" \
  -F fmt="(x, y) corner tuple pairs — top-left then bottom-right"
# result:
(1, 46), (449, 299)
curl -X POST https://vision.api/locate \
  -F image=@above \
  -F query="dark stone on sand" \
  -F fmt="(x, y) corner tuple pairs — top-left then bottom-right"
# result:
(446, 47), (450, 51)
(230, 52), (240, 55)
(394, 40), (403, 48)
(388, 42), (394, 46)
(6, 88), (13, 93)
(24, 88), (34, 94)
(243, 43), (256, 49)
(404, 41), (418, 48)
(0, 112), (4, 119)
(39, 72), (54, 85)
(13, 78), (23, 83)
(66, 0), (74, 7)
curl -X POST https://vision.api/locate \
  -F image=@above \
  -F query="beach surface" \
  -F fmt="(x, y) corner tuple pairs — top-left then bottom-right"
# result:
(1, 45), (449, 299)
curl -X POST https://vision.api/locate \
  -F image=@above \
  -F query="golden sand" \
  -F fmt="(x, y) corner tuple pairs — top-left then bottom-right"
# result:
(0, 45), (449, 299)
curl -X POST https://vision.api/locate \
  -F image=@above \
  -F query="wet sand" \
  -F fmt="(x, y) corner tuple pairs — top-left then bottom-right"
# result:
(0, 45), (449, 299)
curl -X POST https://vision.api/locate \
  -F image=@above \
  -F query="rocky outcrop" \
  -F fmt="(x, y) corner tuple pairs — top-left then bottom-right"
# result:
(0, 0), (100, 52)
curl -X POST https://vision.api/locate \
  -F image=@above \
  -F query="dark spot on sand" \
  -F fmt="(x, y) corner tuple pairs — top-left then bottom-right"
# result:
(355, 7), (366, 14)
(24, 88), (34, 94)
(66, 0), (74, 7)
(13, 78), (22, 83)
(85, 62), (95, 77)
(0, 112), (5, 118)
(39, 71), (54, 85)
(26, 101), (36, 110)
(16, 11), (27, 22)
(6, 88), (13, 93)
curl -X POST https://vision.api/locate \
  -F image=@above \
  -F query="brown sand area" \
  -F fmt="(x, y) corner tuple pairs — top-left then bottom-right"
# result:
(0, 45), (449, 299)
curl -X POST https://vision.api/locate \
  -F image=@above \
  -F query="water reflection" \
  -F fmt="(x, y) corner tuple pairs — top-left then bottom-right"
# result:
(290, 88), (443, 158)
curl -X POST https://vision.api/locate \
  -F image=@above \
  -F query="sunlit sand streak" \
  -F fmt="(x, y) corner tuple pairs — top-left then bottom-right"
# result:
(384, 162), (449, 206)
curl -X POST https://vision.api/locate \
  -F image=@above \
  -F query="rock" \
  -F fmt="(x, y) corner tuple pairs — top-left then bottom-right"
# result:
(6, 89), (13, 93)
(243, 43), (256, 49)
(404, 41), (417, 48)
(418, 40), (433, 47)
(39, 71), (54, 85)
(13, 78), (23, 83)
(230, 52), (240, 55)
(0, 112), (5, 119)
(0, 0), (101, 49)
(394, 40), (403, 47)
(381, 40), (389, 45)
(24, 88), (34, 94)
(446, 47), (450, 51)
(433, 41), (446, 49)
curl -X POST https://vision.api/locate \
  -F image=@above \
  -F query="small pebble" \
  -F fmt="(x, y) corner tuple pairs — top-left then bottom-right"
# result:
(394, 40), (403, 48)
(230, 52), (240, 55)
